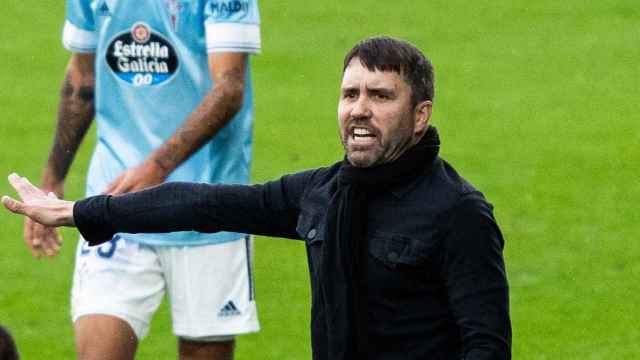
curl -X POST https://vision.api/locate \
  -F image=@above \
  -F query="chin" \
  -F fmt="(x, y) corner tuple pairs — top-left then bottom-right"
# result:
(347, 152), (378, 168)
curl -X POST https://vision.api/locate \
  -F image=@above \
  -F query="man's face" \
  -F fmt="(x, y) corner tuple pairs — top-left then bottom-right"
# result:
(338, 58), (431, 168)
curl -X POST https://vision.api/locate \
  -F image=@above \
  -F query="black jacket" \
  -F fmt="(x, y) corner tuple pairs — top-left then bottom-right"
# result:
(75, 156), (511, 359)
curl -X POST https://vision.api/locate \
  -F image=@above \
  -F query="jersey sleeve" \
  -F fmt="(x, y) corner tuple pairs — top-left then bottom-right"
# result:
(203, 0), (261, 54)
(62, 0), (97, 53)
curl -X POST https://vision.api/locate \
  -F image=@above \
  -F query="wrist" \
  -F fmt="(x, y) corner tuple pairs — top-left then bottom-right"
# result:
(146, 154), (176, 178)
(62, 201), (76, 226)
(41, 173), (65, 197)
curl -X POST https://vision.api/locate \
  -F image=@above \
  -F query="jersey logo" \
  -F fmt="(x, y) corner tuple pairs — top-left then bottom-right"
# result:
(209, 0), (249, 20)
(218, 301), (241, 317)
(97, 1), (111, 17)
(105, 22), (179, 87)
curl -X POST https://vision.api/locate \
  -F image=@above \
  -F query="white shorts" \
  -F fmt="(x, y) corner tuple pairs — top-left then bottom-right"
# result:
(71, 235), (259, 340)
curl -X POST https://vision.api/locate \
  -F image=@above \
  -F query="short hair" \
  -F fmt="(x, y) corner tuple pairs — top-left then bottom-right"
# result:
(0, 325), (19, 360)
(343, 36), (435, 106)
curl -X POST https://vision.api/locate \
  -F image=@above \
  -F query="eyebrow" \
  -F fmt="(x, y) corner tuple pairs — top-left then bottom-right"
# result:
(340, 86), (359, 94)
(367, 87), (395, 95)
(340, 85), (396, 93)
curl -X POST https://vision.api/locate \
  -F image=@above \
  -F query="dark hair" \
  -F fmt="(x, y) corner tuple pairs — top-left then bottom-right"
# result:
(343, 36), (435, 106)
(0, 325), (19, 360)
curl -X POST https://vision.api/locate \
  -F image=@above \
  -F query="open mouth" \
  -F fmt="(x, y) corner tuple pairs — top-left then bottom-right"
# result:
(351, 127), (376, 144)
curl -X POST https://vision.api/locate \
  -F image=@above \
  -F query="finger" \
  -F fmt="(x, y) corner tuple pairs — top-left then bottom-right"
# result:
(32, 222), (48, 255)
(10, 174), (38, 196)
(40, 227), (60, 257)
(21, 176), (47, 196)
(51, 229), (63, 255)
(55, 231), (64, 247)
(128, 182), (147, 193)
(104, 173), (125, 195)
(2, 195), (26, 215)
(23, 217), (40, 258)
(110, 177), (133, 195)
(8, 174), (40, 201)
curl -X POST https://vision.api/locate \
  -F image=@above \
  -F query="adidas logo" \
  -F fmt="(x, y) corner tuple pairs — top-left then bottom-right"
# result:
(98, 1), (111, 16)
(218, 301), (241, 317)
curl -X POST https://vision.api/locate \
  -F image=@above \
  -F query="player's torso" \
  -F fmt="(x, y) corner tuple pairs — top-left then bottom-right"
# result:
(83, 1), (255, 245)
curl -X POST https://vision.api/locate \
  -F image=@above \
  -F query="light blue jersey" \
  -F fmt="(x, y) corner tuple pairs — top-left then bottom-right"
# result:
(63, 0), (261, 246)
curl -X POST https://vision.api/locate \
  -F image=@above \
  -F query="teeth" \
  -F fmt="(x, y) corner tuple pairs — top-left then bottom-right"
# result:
(353, 128), (373, 137)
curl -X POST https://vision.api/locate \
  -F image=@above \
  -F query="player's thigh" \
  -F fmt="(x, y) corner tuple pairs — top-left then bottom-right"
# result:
(159, 236), (260, 338)
(71, 235), (166, 341)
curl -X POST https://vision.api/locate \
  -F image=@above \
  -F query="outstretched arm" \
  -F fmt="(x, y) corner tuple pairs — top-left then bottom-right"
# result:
(4, 170), (315, 246)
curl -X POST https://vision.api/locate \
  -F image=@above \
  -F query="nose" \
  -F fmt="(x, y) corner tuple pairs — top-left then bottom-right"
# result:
(350, 95), (372, 119)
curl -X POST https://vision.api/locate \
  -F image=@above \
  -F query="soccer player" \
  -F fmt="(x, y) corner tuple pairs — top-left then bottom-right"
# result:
(22, 1), (262, 359)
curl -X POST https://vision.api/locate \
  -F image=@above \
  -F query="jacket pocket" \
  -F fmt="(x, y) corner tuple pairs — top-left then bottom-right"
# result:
(368, 232), (439, 269)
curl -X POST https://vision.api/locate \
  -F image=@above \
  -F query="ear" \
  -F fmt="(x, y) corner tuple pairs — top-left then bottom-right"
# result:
(414, 100), (433, 135)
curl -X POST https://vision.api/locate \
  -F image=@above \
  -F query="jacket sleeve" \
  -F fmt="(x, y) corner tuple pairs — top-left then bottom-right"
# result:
(440, 193), (512, 360)
(73, 170), (316, 246)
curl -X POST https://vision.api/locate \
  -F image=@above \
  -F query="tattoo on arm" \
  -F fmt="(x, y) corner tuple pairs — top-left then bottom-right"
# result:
(151, 63), (245, 173)
(44, 68), (95, 187)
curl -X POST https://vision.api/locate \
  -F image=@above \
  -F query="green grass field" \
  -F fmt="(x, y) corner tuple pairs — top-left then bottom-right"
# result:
(1, 0), (639, 358)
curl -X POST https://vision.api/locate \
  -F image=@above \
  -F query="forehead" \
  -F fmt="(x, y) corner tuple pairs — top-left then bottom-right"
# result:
(341, 58), (408, 90)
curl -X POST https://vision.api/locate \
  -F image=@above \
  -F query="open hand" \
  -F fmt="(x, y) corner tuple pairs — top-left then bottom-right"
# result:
(2, 173), (75, 228)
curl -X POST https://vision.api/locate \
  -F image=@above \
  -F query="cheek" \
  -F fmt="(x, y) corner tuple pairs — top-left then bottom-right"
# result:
(377, 111), (414, 142)
(337, 103), (349, 126)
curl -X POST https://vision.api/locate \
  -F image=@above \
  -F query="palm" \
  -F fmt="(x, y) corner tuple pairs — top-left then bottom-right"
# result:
(2, 174), (74, 227)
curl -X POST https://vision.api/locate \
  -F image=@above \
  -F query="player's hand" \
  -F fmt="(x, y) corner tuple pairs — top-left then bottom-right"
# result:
(24, 218), (63, 258)
(104, 160), (169, 195)
(22, 181), (64, 258)
(2, 173), (76, 228)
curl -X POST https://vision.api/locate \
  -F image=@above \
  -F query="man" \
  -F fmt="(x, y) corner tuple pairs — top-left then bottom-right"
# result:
(4, 36), (511, 359)
(23, 1), (262, 359)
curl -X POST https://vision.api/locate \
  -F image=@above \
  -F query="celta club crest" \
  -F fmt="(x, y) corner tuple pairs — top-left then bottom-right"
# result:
(165, 0), (184, 29)
(131, 23), (151, 43)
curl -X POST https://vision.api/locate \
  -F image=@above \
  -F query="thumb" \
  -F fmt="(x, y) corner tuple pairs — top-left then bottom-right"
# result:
(2, 195), (26, 214)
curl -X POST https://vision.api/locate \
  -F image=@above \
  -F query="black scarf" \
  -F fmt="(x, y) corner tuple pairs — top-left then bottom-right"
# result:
(320, 126), (441, 359)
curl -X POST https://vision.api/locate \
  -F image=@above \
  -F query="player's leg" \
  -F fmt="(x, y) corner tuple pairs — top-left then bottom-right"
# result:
(178, 336), (235, 360)
(74, 315), (137, 360)
(159, 236), (260, 360)
(71, 236), (165, 360)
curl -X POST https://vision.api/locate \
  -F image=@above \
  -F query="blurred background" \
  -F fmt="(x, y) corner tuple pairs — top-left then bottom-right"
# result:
(1, 0), (638, 358)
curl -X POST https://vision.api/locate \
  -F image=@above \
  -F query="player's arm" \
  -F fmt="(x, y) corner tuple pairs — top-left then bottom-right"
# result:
(43, 53), (95, 194)
(25, 53), (95, 257)
(106, 53), (248, 194)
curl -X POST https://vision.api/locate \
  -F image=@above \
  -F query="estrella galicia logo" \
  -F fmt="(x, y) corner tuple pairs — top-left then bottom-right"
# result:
(106, 22), (179, 86)
(209, 0), (249, 20)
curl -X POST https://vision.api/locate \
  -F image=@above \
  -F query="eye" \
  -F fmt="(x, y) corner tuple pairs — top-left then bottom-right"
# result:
(371, 90), (393, 100)
(342, 91), (358, 100)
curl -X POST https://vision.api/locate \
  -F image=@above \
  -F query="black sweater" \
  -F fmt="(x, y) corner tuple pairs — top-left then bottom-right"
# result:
(75, 157), (511, 359)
